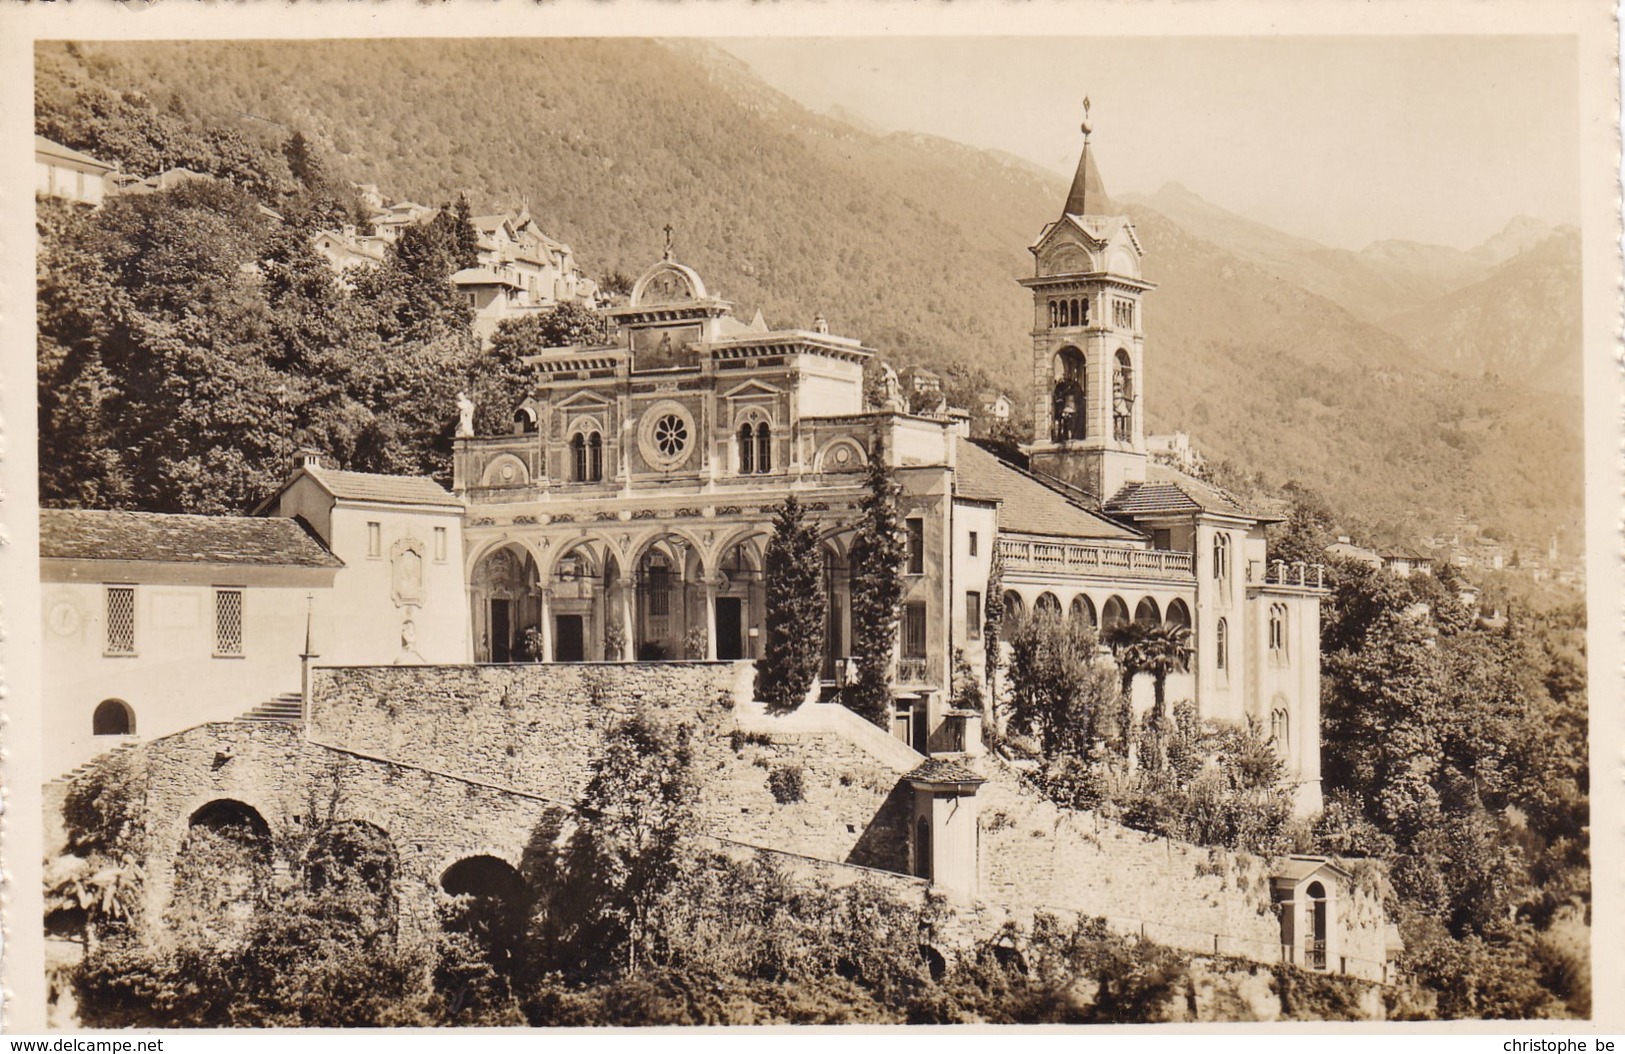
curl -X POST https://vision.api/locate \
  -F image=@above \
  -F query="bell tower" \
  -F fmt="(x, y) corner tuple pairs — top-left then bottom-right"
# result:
(1020, 101), (1155, 501)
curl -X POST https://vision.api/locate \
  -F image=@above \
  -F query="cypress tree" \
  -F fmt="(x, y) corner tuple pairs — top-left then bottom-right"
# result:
(756, 495), (827, 713)
(845, 439), (906, 727)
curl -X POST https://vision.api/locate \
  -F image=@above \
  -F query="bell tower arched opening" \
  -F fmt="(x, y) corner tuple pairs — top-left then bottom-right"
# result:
(1050, 347), (1087, 442)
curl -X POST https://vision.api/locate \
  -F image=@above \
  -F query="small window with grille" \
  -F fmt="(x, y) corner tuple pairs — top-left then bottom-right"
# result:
(104, 586), (136, 656)
(215, 588), (244, 657)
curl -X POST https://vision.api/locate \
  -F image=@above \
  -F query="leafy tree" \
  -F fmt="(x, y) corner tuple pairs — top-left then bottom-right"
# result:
(844, 440), (906, 727)
(756, 495), (828, 713)
(1005, 612), (1114, 757)
(561, 710), (700, 975)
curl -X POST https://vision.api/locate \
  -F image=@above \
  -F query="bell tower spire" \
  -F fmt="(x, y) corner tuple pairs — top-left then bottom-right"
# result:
(1018, 105), (1153, 500)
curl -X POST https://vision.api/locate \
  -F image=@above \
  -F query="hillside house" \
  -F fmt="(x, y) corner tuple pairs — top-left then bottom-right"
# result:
(35, 136), (116, 207)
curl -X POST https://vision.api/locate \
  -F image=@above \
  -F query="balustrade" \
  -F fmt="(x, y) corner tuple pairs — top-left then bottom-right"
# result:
(997, 538), (1194, 581)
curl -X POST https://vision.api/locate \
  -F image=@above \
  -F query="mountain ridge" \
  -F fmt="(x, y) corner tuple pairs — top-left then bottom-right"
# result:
(32, 38), (1582, 549)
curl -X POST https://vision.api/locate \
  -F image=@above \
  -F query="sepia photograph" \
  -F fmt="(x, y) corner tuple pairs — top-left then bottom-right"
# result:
(2, 4), (1617, 1034)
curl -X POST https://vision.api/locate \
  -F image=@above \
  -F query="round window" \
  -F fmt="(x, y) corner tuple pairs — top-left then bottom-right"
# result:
(653, 414), (688, 458)
(637, 400), (697, 471)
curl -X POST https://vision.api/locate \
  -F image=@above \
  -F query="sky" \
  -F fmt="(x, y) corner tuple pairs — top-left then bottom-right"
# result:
(716, 36), (1579, 252)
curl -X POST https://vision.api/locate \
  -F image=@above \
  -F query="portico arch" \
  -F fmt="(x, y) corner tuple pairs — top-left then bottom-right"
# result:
(471, 543), (541, 663)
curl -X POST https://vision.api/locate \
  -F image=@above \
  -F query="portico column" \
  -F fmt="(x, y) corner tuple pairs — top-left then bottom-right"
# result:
(622, 576), (637, 661)
(704, 576), (719, 661)
(538, 588), (554, 663)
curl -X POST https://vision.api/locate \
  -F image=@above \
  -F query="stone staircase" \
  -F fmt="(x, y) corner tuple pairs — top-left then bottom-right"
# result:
(49, 741), (137, 786)
(236, 691), (304, 725)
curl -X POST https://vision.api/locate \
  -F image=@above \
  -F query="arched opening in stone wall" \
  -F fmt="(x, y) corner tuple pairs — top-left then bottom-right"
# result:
(1165, 598), (1191, 631)
(306, 820), (399, 933)
(1033, 592), (1062, 620)
(1134, 597), (1161, 627)
(471, 543), (541, 663)
(92, 698), (135, 736)
(550, 541), (604, 663)
(440, 855), (529, 980)
(170, 800), (275, 947)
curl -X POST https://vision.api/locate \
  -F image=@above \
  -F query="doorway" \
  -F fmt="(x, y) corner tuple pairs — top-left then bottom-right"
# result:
(716, 597), (744, 660)
(555, 615), (585, 663)
(490, 599), (513, 663)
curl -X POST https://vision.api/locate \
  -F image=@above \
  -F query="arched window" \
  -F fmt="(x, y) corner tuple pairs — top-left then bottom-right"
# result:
(513, 406), (538, 435)
(1165, 598), (1191, 631)
(1101, 595), (1129, 632)
(1212, 533), (1231, 581)
(737, 423), (755, 474)
(1051, 347), (1086, 442)
(1001, 590), (1025, 639)
(1070, 594), (1097, 629)
(1134, 597), (1161, 627)
(1270, 706), (1290, 758)
(755, 423), (772, 473)
(1269, 603), (1288, 657)
(1034, 592), (1062, 620)
(1215, 618), (1229, 672)
(1112, 350), (1135, 442)
(571, 431), (603, 482)
(93, 698), (134, 736)
(1049, 301), (1059, 328)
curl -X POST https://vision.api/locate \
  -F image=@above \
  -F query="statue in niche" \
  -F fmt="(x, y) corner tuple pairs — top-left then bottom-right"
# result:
(456, 391), (475, 437)
(394, 615), (425, 665)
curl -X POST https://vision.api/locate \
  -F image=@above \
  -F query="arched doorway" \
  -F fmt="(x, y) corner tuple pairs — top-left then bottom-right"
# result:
(549, 542), (604, 663)
(1306, 881), (1329, 970)
(714, 539), (765, 661)
(821, 541), (851, 680)
(471, 544), (541, 663)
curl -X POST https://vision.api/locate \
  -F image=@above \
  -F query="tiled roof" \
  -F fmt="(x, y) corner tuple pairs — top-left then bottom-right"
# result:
(306, 466), (464, 509)
(35, 135), (115, 171)
(1105, 463), (1265, 520)
(956, 439), (1141, 542)
(40, 509), (342, 568)
(905, 758), (985, 785)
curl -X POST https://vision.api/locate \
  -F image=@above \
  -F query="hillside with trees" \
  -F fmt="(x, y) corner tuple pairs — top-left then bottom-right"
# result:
(33, 37), (1582, 548)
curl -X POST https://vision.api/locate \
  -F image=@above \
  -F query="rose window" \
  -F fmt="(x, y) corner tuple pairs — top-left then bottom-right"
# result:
(654, 414), (688, 458)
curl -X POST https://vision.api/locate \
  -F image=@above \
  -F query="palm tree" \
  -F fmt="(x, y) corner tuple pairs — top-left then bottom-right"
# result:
(1138, 621), (1194, 722)
(1101, 621), (1148, 758)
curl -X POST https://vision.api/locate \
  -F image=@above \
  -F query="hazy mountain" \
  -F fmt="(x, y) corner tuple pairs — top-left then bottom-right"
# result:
(33, 38), (1582, 548)
(1382, 229), (1582, 395)
(1121, 184), (1559, 326)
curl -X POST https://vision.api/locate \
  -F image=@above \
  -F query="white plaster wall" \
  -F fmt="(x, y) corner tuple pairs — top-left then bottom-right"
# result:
(324, 505), (468, 665)
(41, 570), (332, 777)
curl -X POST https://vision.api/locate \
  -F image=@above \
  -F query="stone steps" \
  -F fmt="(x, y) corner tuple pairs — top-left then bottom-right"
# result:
(49, 741), (137, 786)
(236, 692), (304, 724)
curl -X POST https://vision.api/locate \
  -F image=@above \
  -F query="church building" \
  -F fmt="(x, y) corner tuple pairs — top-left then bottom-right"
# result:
(451, 119), (1326, 811)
